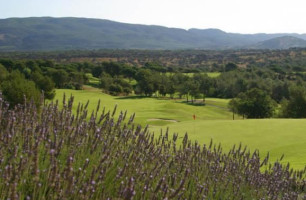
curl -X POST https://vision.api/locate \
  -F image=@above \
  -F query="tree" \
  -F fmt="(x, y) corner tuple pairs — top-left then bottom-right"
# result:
(225, 62), (238, 72)
(228, 98), (239, 120)
(233, 78), (248, 97)
(144, 62), (166, 72)
(173, 73), (189, 99)
(70, 72), (86, 90)
(188, 80), (200, 103)
(1, 71), (41, 108)
(271, 82), (290, 103)
(52, 70), (69, 88)
(194, 73), (213, 102)
(280, 86), (306, 118)
(121, 67), (137, 80)
(108, 84), (123, 96)
(0, 64), (8, 82)
(103, 62), (122, 77)
(31, 71), (55, 99)
(0, 59), (14, 72)
(166, 79), (176, 98)
(158, 74), (169, 96)
(135, 69), (155, 96)
(92, 66), (104, 78)
(100, 72), (113, 91)
(99, 73), (132, 96)
(229, 88), (275, 118)
(113, 77), (132, 96)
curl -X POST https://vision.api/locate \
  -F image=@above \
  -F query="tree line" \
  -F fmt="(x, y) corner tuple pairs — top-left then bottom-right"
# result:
(2, 49), (306, 73)
(0, 59), (88, 107)
(1, 58), (306, 119)
(91, 61), (306, 119)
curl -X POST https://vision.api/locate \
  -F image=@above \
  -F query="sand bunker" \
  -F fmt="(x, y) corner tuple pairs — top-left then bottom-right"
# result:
(147, 118), (178, 123)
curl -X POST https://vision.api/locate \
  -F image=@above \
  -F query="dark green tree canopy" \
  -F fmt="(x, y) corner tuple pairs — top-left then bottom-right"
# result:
(1, 71), (41, 108)
(135, 69), (155, 96)
(225, 62), (238, 72)
(0, 64), (8, 82)
(31, 71), (55, 99)
(229, 88), (276, 118)
(280, 86), (306, 118)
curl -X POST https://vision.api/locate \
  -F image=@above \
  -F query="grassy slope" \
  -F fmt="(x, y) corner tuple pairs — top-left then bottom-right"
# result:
(54, 88), (232, 126)
(153, 119), (306, 169)
(54, 88), (306, 169)
(207, 72), (221, 78)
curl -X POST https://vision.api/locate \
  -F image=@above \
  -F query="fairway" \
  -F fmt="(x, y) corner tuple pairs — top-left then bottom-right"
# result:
(166, 72), (221, 78)
(54, 88), (306, 169)
(150, 119), (306, 169)
(54, 88), (233, 126)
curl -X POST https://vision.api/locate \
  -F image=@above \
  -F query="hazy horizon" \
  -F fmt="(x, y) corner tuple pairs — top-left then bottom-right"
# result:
(1, 0), (306, 34)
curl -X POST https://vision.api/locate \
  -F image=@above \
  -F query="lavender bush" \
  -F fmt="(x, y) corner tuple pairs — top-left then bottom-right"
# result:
(0, 95), (305, 199)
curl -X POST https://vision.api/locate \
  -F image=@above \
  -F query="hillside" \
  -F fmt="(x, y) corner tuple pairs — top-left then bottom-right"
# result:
(1, 17), (306, 50)
(252, 36), (306, 49)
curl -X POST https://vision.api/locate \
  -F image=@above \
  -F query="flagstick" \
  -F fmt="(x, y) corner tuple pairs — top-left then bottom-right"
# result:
(193, 114), (196, 135)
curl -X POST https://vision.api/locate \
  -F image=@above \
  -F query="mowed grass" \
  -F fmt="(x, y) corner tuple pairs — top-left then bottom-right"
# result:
(166, 72), (221, 78)
(150, 119), (306, 169)
(206, 72), (221, 78)
(53, 88), (306, 169)
(205, 98), (230, 107)
(54, 88), (233, 126)
(85, 73), (100, 87)
(183, 72), (221, 78)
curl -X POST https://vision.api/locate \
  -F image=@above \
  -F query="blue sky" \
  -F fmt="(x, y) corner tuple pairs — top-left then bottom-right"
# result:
(1, 0), (306, 34)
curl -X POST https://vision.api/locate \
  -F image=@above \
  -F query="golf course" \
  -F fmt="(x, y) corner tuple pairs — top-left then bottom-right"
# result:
(54, 87), (306, 169)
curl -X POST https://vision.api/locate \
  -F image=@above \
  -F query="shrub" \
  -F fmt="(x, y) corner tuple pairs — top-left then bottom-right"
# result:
(109, 83), (123, 95)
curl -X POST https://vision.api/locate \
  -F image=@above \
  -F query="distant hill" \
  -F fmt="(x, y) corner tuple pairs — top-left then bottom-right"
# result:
(251, 36), (306, 49)
(0, 17), (306, 51)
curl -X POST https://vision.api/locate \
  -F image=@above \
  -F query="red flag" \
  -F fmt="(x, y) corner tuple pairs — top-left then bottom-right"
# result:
(193, 114), (196, 120)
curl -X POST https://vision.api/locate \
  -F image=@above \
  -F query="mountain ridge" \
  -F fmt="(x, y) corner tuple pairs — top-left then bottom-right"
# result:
(250, 36), (306, 49)
(0, 17), (306, 51)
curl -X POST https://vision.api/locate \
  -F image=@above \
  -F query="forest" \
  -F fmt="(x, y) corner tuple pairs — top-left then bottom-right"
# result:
(1, 48), (306, 118)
